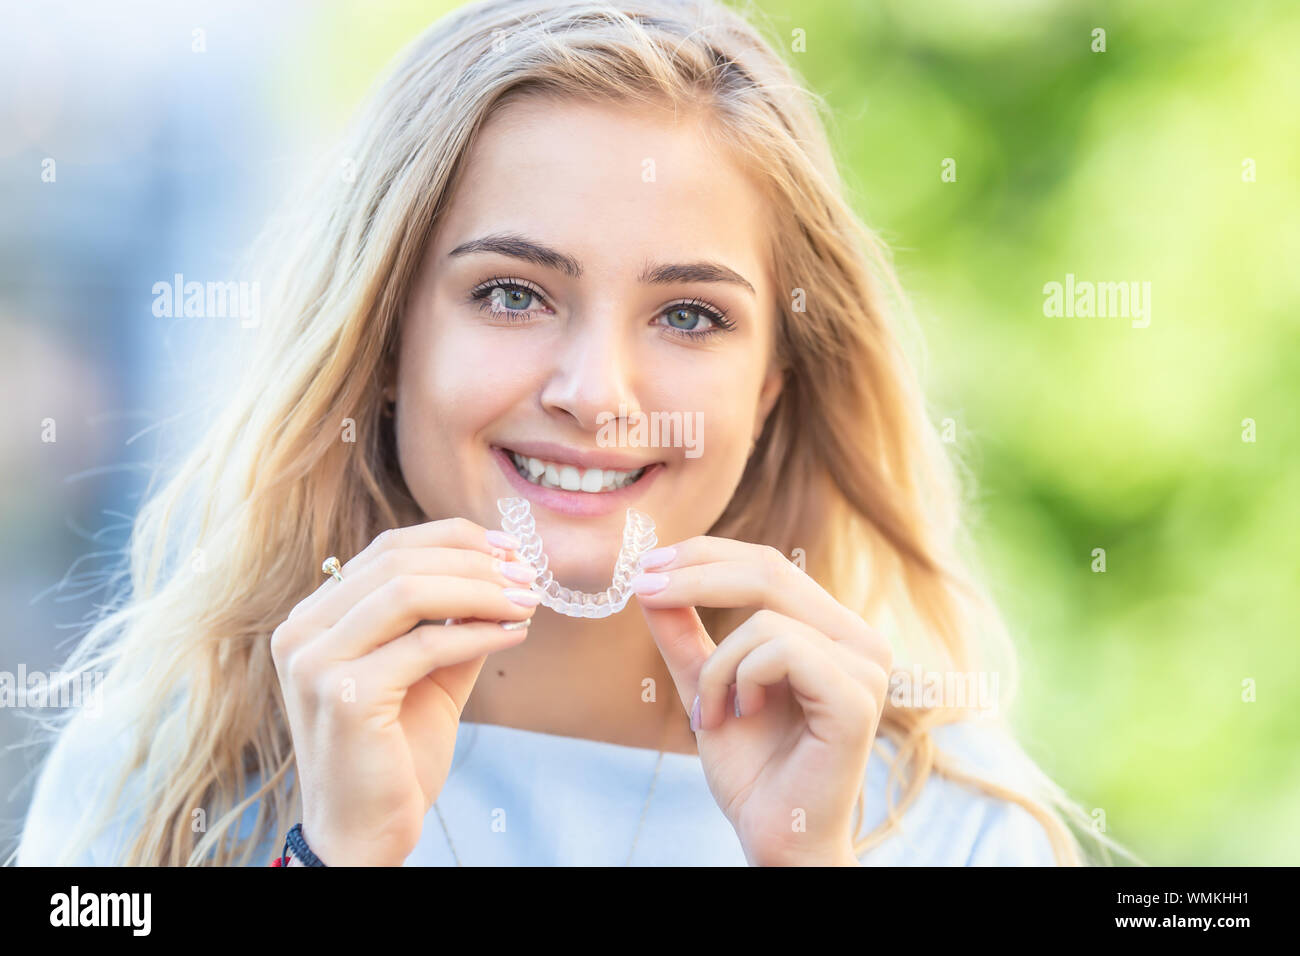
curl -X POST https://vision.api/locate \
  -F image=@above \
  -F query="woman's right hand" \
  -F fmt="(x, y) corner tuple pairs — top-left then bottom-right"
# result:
(270, 517), (540, 866)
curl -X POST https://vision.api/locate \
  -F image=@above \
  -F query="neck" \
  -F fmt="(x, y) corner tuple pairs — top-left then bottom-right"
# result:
(462, 604), (698, 756)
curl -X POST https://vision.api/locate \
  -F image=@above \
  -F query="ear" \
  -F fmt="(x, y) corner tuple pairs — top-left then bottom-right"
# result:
(379, 360), (398, 416)
(380, 352), (398, 405)
(752, 362), (786, 442)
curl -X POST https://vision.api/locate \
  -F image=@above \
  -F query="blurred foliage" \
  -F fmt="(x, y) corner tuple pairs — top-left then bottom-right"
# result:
(275, 0), (1300, 864)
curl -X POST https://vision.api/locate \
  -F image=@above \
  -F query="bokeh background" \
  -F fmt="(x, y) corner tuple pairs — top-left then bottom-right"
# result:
(2, 0), (1296, 865)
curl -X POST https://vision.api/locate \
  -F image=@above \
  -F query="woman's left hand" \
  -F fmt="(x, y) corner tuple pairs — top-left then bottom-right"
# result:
(632, 537), (893, 866)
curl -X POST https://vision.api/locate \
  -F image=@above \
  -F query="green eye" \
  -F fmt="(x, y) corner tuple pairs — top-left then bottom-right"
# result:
(491, 286), (534, 311)
(655, 298), (737, 340)
(468, 278), (549, 322)
(666, 307), (701, 329)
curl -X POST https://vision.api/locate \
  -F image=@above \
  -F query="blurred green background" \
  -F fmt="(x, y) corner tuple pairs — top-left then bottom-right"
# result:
(272, 0), (1300, 865)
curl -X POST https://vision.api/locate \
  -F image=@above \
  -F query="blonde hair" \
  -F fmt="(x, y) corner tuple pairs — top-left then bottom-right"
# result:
(15, 0), (1135, 866)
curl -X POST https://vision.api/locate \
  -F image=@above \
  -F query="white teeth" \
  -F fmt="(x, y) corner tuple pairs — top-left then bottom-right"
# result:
(506, 449), (647, 494)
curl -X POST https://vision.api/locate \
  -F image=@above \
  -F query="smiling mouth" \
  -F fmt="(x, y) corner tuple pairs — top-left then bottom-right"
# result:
(501, 448), (650, 493)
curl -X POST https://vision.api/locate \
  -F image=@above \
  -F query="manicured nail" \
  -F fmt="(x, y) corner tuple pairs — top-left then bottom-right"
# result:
(629, 572), (669, 595)
(637, 547), (677, 570)
(495, 559), (536, 584)
(689, 694), (701, 732)
(486, 530), (521, 551)
(503, 588), (540, 607)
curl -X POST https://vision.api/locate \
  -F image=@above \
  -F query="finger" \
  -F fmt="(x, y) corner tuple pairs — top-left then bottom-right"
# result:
(297, 517), (521, 620)
(320, 576), (539, 661)
(730, 633), (876, 745)
(639, 535), (793, 574)
(638, 602), (715, 716)
(361, 618), (531, 694)
(634, 538), (871, 648)
(700, 610), (874, 726)
(344, 517), (520, 577)
(290, 546), (535, 633)
(698, 610), (825, 728)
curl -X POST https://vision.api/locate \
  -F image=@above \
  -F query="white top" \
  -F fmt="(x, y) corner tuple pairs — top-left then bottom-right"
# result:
(17, 711), (1059, 866)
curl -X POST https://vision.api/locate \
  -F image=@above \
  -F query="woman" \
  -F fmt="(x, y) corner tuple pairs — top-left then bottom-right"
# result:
(15, 0), (1126, 866)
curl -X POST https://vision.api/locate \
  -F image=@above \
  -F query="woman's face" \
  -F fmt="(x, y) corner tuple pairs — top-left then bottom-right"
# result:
(394, 96), (783, 591)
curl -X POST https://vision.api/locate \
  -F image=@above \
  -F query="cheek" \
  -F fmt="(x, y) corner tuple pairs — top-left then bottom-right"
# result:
(641, 349), (766, 459)
(406, 321), (533, 429)
(393, 321), (535, 494)
(640, 354), (765, 529)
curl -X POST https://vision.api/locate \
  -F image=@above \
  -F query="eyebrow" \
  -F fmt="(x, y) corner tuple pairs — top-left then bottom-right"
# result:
(447, 232), (756, 296)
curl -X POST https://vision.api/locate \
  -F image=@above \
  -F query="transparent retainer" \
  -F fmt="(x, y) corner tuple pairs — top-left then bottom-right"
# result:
(497, 497), (657, 618)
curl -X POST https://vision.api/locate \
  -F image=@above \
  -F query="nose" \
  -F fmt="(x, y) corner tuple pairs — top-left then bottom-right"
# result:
(538, 312), (641, 431)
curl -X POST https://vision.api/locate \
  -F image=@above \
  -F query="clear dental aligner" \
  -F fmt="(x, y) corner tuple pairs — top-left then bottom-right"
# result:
(497, 497), (657, 619)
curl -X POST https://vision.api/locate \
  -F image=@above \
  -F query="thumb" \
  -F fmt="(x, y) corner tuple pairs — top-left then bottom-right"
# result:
(638, 601), (716, 713)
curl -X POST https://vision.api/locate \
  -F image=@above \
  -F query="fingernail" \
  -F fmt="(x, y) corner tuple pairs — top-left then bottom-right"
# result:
(734, 693), (742, 718)
(503, 588), (540, 607)
(637, 547), (677, 570)
(495, 559), (536, 584)
(629, 572), (669, 595)
(486, 530), (521, 551)
(689, 694), (701, 732)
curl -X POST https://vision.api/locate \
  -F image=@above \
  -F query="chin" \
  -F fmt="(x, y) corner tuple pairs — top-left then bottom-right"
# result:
(531, 528), (625, 593)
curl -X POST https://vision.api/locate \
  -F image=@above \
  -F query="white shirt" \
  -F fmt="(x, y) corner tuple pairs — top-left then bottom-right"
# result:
(17, 710), (1058, 866)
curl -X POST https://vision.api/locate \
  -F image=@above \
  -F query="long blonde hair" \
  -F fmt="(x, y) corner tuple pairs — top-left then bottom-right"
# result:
(16, 0), (1134, 866)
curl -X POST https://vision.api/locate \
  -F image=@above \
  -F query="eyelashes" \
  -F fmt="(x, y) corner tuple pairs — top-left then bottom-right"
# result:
(465, 275), (737, 341)
(665, 298), (738, 337)
(467, 276), (549, 320)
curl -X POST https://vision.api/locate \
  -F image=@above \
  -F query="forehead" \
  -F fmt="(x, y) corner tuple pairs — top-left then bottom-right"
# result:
(434, 95), (771, 287)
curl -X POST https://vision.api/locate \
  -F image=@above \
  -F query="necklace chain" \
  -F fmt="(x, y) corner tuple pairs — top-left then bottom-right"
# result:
(623, 747), (666, 866)
(436, 702), (678, 867)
